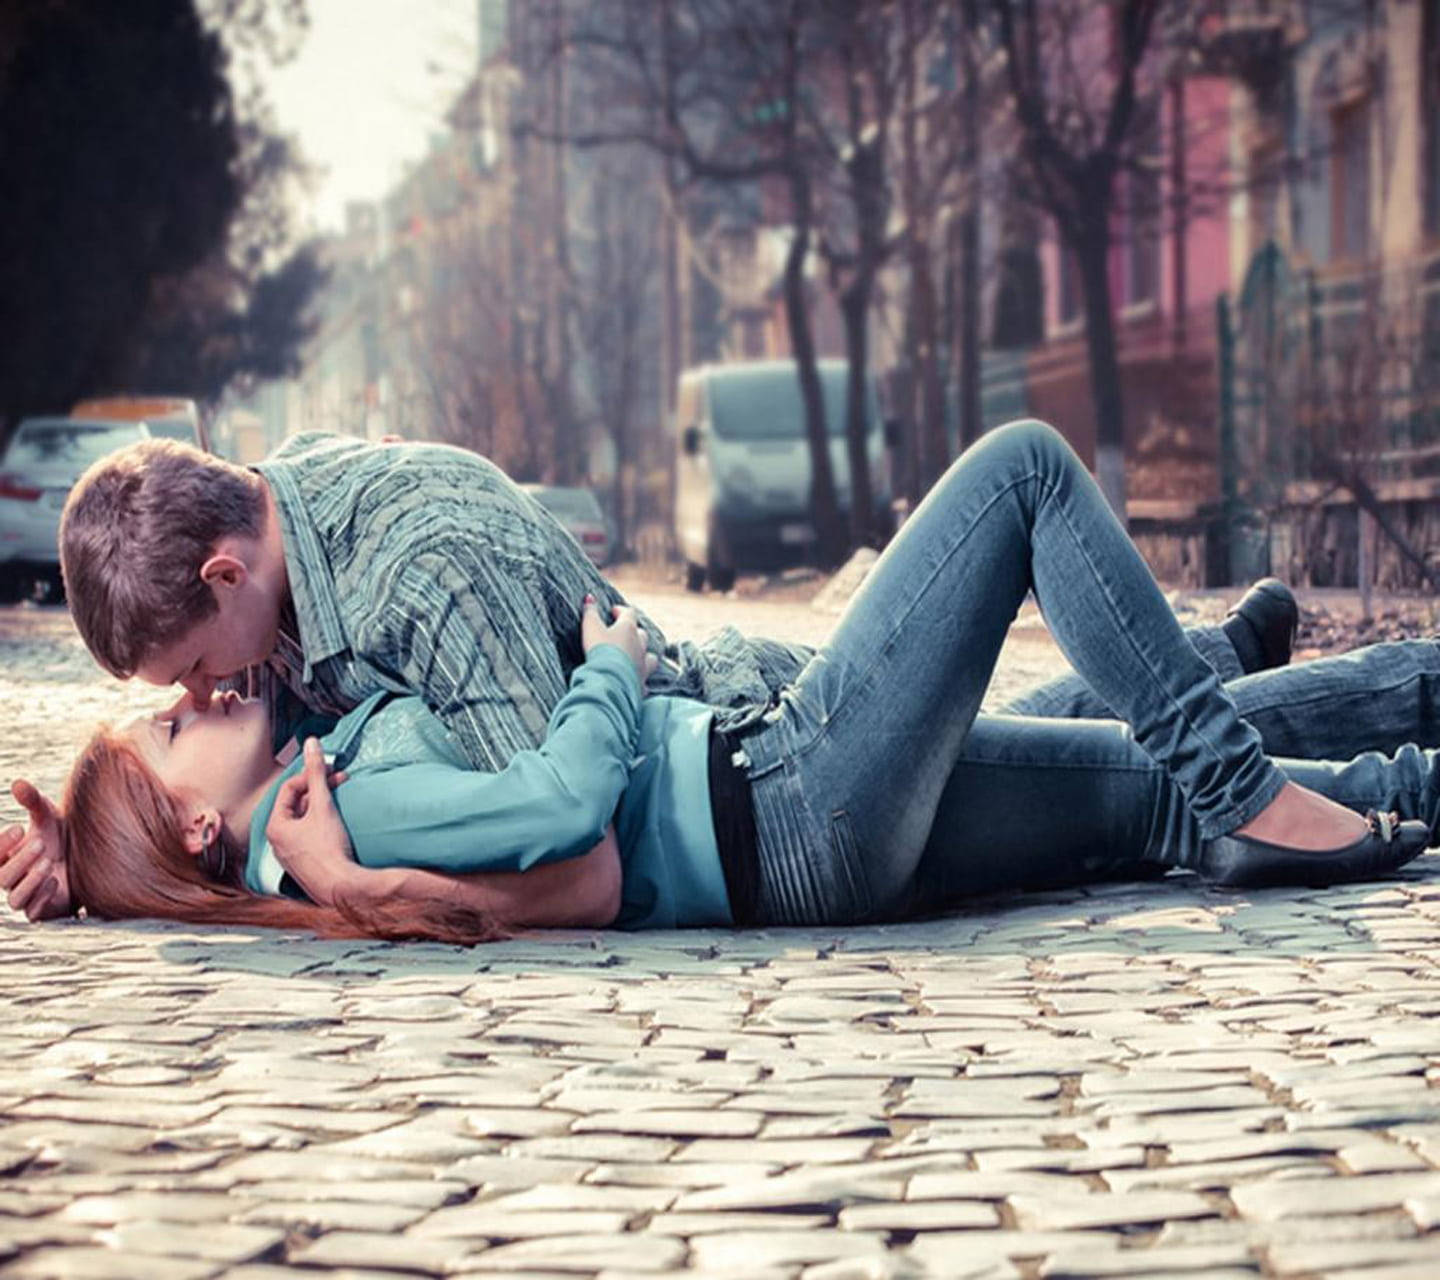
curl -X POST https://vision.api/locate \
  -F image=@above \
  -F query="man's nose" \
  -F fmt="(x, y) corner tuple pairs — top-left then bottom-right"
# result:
(182, 675), (216, 709)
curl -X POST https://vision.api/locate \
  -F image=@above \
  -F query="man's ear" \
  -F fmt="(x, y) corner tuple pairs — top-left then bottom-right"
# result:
(180, 804), (222, 858)
(199, 550), (249, 592)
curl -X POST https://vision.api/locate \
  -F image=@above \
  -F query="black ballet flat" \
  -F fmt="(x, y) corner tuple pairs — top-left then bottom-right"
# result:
(1200, 810), (1431, 888)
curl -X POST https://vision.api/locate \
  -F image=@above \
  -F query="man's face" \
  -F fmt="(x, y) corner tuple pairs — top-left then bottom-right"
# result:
(134, 581), (281, 706)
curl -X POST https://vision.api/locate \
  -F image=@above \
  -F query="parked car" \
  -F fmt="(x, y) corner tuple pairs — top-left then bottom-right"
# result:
(71, 396), (208, 451)
(673, 358), (891, 592)
(520, 483), (613, 567)
(0, 416), (151, 603)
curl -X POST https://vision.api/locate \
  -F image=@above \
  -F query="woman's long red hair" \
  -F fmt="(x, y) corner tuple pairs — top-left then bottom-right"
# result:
(62, 728), (503, 945)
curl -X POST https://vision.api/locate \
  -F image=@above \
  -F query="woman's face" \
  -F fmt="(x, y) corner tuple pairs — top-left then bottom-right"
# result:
(125, 691), (277, 822)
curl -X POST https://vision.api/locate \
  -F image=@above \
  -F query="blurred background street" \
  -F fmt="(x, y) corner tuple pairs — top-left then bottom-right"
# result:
(4, 0), (1440, 605)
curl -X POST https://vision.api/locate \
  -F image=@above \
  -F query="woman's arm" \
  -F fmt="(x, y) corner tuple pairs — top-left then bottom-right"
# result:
(335, 612), (654, 876)
(267, 739), (622, 928)
(343, 828), (622, 929)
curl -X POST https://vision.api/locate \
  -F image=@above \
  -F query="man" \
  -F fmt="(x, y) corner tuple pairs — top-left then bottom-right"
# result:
(1, 432), (813, 918)
(0, 432), (1312, 920)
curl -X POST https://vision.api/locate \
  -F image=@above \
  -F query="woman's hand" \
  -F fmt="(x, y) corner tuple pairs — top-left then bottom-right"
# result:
(581, 595), (657, 688)
(0, 780), (72, 920)
(266, 739), (353, 908)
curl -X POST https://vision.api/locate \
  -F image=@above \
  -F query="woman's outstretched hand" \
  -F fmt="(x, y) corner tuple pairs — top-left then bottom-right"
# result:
(266, 739), (353, 908)
(0, 780), (72, 921)
(581, 595), (657, 689)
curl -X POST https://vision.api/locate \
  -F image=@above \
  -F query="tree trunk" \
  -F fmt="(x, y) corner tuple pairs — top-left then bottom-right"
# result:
(1074, 224), (1128, 517)
(957, 199), (981, 454)
(782, 185), (847, 567)
(840, 275), (875, 547)
(609, 329), (636, 557)
(899, 3), (943, 502)
(957, 0), (983, 455)
(907, 229), (947, 496)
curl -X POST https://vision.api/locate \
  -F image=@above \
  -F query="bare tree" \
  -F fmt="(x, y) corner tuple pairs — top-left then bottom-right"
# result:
(804, 1), (910, 545)
(396, 218), (541, 478)
(989, 0), (1164, 516)
(570, 144), (664, 553)
(552, 0), (851, 566)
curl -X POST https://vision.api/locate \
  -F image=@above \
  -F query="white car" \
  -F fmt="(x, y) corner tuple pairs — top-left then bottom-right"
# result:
(521, 484), (613, 567)
(0, 416), (151, 603)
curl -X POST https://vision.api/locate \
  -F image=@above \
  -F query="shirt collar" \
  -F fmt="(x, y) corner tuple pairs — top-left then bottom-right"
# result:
(243, 690), (393, 898)
(253, 456), (350, 681)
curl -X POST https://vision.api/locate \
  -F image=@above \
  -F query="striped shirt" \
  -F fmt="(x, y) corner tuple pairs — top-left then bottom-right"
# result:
(250, 433), (814, 771)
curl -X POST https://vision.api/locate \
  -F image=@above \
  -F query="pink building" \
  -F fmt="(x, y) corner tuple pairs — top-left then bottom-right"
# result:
(1022, 74), (1237, 511)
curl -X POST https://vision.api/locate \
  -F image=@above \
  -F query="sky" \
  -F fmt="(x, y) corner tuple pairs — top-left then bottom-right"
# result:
(263, 0), (478, 231)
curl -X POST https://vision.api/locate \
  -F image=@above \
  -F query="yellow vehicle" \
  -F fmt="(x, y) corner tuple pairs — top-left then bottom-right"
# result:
(71, 396), (209, 452)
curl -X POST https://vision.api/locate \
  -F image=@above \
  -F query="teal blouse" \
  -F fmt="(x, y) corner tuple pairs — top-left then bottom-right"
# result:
(244, 644), (732, 929)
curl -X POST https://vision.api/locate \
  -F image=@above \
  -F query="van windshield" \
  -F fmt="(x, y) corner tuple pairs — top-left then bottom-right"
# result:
(141, 417), (198, 444)
(6, 420), (149, 467)
(708, 366), (872, 441)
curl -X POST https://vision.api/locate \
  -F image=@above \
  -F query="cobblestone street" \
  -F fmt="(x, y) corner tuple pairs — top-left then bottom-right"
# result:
(2, 586), (1439, 1279)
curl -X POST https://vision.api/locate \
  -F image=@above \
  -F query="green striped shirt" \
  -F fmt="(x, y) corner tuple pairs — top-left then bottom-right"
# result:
(250, 433), (812, 770)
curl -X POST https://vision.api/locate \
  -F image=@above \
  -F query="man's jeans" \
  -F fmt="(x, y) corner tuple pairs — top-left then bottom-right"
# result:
(735, 420), (1286, 926)
(1010, 635), (1440, 761)
(912, 661), (1440, 908)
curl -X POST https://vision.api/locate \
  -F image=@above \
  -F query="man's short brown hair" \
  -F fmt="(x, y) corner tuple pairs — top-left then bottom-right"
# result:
(60, 438), (265, 678)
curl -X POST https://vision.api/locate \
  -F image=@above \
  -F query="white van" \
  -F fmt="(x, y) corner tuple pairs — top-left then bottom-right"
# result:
(674, 358), (889, 591)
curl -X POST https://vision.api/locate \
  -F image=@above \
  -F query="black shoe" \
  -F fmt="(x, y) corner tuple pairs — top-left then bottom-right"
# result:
(1200, 810), (1431, 888)
(1223, 578), (1299, 673)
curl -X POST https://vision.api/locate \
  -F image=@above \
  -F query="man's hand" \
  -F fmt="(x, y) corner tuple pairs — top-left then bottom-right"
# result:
(581, 596), (658, 688)
(266, 739), (352, 907)
(0, 779), (72, 920)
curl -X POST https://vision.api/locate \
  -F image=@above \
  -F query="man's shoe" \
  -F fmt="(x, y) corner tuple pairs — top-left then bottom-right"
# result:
(1224, 577), (1299, 672)
(1200, 810), (1430, 888)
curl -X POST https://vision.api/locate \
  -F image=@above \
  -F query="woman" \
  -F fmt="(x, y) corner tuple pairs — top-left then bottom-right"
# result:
(60, 421), (1435, 943)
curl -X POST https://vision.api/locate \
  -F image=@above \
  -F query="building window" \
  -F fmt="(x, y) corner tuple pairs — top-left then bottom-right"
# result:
(1330, 98), (1371, 261)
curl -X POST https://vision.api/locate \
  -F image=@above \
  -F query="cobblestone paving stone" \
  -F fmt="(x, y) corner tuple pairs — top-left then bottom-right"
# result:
(2, 588), (1440, 1278)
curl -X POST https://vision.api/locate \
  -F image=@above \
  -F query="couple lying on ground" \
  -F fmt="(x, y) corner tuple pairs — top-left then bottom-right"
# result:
(2, 420), (1437, 943)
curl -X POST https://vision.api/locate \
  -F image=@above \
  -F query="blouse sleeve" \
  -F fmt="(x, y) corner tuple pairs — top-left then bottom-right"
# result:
(332, 644), (642, 874)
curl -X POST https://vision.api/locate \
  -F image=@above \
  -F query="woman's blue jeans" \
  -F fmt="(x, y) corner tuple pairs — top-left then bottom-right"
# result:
(737, 419), (1288, 925)
(910, 709), (1440, 908)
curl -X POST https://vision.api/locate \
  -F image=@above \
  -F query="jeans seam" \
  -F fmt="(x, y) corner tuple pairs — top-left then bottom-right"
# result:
(1237, 671), (1428, 717)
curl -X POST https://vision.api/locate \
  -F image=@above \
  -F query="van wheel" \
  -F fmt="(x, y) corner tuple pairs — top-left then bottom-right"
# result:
(685, 562), (707, 593)
(705, 517), (736, 593)
(0, 568), (23, 605)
